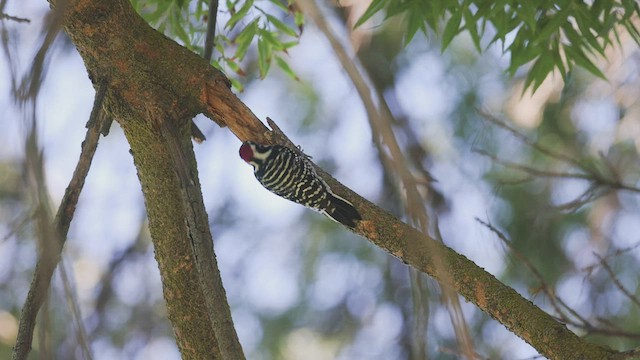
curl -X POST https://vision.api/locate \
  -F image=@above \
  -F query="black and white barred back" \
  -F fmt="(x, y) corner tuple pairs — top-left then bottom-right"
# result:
(239, 141), (361, 228)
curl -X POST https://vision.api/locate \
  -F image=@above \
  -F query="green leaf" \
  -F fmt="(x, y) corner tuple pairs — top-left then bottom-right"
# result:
(216, 36), (228, 55)
(523, 53), (554, 93)
(532, 9), (568, 46)
(475, 0), (493, 19)
(405, 10), (425, 45)
(268, 0), (289, 13)
(572, 18), (604, 56)
(142, 1), (172, 24)
(462, 7), (481, 52)
(422, 3), (438, 30)
(281, 41), (299, 49)
(385, 0), (407, 17)
(259, 28), (285, 51)
(622, 0), (639, 18)
(266, 14), (299, 37)
(516, 2), (537, 30)
(210, 59), (223, 71)
(564, 22), (603, 57)
(171, 10), (191, 46)
(257, 38), (272, 78)
(441, 10), (462, 51)
(275, 56), (299, 81)
(611, 26), (623, 48)
(623, 21), (640, 45)
(550, 38), (566, 80)
(354, 0), (387, 28)
(226, 0), (254, 31)
(234, 19), (258, 60)
(564, 44), (606, 80)
(229, 77), (245, 92)
(224, 57), (246, 76)
(507, 28), (538, 75)
(196, 0), (205, 17)
(294, 11), (305, 29)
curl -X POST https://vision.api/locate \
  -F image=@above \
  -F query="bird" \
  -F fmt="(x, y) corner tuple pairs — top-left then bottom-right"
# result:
(239, 141), (362, 228)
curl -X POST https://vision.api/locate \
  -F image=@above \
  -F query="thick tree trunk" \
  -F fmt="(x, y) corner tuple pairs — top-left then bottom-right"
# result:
(57, 0), (243, 358)
(123, 117), (222, 358)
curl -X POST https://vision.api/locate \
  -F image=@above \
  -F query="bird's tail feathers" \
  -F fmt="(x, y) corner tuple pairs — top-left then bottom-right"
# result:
(324, 193), (362, 228)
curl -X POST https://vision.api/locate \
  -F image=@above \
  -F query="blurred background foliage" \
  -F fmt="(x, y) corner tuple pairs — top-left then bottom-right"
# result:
(2, 0), (640, 359)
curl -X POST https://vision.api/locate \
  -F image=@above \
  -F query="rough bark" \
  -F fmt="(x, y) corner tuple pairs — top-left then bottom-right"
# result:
(53, 0), (627, 359)
(57, 0), (243, 358)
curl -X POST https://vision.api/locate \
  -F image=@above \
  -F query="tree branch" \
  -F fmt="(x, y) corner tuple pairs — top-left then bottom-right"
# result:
(203, 0), (219, 62)
(204, 102), (620, 360)
(1, 12), (31, 23)
(199, 10), (621, 360)
(13, 81), (107, 360)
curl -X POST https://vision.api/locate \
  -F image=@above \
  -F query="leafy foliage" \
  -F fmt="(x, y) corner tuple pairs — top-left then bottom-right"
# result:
(356, 0), (640, 92)
(131, 0), (302, 90)
(131, 0), (640, 93)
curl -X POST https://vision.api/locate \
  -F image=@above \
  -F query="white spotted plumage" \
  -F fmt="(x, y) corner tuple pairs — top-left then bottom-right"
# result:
(239, 141), (361, 228)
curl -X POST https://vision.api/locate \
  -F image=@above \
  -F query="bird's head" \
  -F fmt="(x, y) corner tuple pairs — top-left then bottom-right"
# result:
(239, 141), (272, 170)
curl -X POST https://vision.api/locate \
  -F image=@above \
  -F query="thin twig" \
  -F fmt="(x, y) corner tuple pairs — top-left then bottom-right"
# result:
(191, 0), (221, 143)
(478, 109), (584, 169)
(59, 258), (93, 360)
(476, 147), (640, 195)
(474, 148), (593, 180)
(17, 1), (65, 102)
(478, 218), (640, 341)
(476, 112), (640, 194)
(552, 184), (602, 212)
(594, 253), (640, 308)
(552, 295), (591, 329)
(595, 316), (640, 338)
(581, 240), (640, 274)
(0, 12), (30, 23)
(562, 317), (640, 340)
(203, 0), (219, 61)
(475, 218), (569, 322)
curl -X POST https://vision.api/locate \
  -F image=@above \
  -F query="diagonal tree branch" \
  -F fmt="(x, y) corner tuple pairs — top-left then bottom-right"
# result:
(13, 81), (107, 360)
(227, 118), (621, 360)
(199, 14), (621, 360)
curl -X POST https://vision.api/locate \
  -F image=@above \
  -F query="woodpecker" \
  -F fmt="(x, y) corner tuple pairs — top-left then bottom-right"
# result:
(239, 141), (362, 228)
